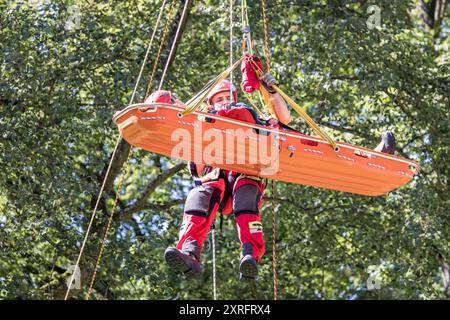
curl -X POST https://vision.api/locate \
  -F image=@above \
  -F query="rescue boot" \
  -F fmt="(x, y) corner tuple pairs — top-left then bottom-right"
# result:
(374, 131), (396, 155)
(164, 240), (201, 277)
(239, 243), (258, 281)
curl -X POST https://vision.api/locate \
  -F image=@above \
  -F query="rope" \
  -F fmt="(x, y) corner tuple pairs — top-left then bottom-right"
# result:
(64, 0), (171, 300)
(64, 135), (122, 300)
(265, 2), (337, 149)
(247, 56), (338, 151)
(240, 0), (269, 114)
(86, 1), (185, 298)
(130, 0), (167, 104)
(262, 0), (271, 72)
(271, 179), (277, 300)
(229, 0), (234, 100)
(86, 0), (185, 297)
(241, 0), (252, 55)
(182, 56), (244, 115)
(159, 0), (190, 89)
(211, 227), (217, 300)
(260, 1), (276, 300)
(87, 148), (134, 298)
(145, 0), (178, 99)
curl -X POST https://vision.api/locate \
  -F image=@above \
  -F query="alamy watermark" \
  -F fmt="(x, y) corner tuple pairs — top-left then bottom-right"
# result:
(66, 265), (81, 290)
(366, 265), (383, 290)
(65, 5), (82, 31)
(170, 120), (281, 176)
(10, 1), (82, 31)
(366, 5), (381, 30)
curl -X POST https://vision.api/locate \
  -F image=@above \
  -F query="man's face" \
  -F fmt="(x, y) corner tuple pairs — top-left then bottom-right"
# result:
(211, 91), (232, 110)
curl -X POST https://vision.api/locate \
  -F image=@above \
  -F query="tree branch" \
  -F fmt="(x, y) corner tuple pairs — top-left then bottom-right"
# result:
(115, 161), (186, 221)
(137, 162), (186, 204)
(118, 198), (186, 221)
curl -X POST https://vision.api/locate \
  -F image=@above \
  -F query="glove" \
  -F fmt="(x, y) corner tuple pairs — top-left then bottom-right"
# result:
(241, 54), (263, 93)
(261, 73), (277, 94)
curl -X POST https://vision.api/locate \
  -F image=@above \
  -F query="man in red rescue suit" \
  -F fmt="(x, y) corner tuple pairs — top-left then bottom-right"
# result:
(164, 70), (292, 281)
(162, 65), (397, 281)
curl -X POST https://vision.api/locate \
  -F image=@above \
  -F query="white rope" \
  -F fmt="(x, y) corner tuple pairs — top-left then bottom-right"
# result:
(131, 0), (167, 104)
(211, 228), (217, 300)
(229, 0), (234, 101)
(159, 0), (190, 90)
(209, 1), (234, 299)
(64, 1), (167, 300)
(64, 136), (121, 300)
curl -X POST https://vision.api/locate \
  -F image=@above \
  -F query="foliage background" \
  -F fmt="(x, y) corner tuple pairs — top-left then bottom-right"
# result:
(0, 0), (449, 299)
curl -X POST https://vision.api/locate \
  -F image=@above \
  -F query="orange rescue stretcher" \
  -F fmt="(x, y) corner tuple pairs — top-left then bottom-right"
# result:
(112, 102), (420, 196)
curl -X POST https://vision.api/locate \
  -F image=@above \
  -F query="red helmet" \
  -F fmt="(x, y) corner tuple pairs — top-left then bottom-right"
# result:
(145, 90), (177, 105)
(207, 79), (238, 106)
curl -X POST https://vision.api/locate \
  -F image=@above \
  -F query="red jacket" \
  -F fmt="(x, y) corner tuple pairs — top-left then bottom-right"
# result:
(189, 104), (259, 183)
(216, 106), (257, 124)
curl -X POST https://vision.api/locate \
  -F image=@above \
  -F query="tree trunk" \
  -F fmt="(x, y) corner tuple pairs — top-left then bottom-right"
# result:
(58, 1), (193, 300)
(419, 0), (447, 38)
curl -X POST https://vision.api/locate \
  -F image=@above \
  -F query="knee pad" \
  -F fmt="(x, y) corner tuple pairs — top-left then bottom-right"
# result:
(233, 184), (262, 216)
(184, 185), (222, 218)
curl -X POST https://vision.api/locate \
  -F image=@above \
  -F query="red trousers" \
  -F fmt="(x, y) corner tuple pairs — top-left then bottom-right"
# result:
(177, 172), (265, 262)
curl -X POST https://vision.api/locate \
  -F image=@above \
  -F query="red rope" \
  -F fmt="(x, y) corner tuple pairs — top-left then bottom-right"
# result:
(262, 0), (271, 72)
(272, 179), (277, 300)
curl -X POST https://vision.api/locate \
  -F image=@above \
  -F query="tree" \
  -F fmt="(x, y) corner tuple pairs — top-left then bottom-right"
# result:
(0, 0), (449, 299)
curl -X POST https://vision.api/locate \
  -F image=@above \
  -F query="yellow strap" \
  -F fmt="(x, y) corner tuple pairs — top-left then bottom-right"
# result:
(246, 57), (338, 151)
(258, 83), (276, 117)
(182, 57), (244, 116)
(184, 55), (337, 151)
(243, 92), (263, 115)
(271, 84), (338, 151)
